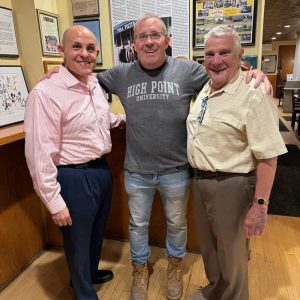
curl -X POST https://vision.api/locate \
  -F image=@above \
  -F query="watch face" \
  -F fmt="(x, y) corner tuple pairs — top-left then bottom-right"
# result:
(257, 198), (265, 205)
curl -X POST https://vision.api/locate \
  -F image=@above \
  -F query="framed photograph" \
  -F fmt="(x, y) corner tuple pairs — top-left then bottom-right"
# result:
(0, 66), (28, 127)
(193, 0), (257, 49)
(74, 19), (103, 64)
(241, 55), (257, 69)
(37, 9), (61, 56)
(43, 60), (62, 73)
(72, 0), (99, 19)
(261, 55), (277, 74)
(0, 6), (19, 57)
(94, 70), (112, 102)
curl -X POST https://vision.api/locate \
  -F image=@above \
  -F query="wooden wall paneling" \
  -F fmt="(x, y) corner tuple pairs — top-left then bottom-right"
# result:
(105, 127), (129, 241)
(0, 140), (47, 288)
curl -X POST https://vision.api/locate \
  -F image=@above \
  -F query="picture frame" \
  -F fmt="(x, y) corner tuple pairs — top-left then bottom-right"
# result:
(193, 0), (257, 49)
(94, 70), (112, 103)
(71, 0), (100, 19)
(241, 55), (257, 69)
(37, 9), (61, 56)
(0, 66), (28, 127)
(73, 19), (103, 65)
(43, 60), (62, 73)
(0, 6), (19, 57)
(261, 55), (277, 74)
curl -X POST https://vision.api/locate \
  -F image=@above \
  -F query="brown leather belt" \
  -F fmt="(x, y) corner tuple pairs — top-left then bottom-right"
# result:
(194, 169), (255, 179)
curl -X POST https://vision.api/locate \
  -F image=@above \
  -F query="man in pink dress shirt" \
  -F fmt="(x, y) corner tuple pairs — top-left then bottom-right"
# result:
(24, 26), (125, 300)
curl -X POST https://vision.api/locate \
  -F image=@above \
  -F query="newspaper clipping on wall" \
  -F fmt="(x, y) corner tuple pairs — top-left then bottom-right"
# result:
(110, 0), (189, 65)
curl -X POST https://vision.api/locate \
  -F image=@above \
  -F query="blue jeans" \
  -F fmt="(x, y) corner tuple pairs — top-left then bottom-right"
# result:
(125, 168), (192, 264)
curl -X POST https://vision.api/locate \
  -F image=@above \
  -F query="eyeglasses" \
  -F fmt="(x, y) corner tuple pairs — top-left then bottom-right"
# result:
(197, 96), (208, 124)
(134, 31), (166, 41)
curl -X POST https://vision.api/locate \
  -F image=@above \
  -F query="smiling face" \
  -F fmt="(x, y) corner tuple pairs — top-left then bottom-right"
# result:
(58, 26), (99, 84)
(133, 17), (170, 70)
(204, 34), (244, 91)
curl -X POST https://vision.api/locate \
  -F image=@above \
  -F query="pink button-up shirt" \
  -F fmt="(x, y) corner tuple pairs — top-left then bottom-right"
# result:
(24, 66), (125, 214)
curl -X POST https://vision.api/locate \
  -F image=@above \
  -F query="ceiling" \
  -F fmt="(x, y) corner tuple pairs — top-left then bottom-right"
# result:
(263, 0), (300, 43)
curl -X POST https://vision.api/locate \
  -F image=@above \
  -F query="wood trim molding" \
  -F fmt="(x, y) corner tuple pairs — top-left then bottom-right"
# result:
(0, 123), (24, 146)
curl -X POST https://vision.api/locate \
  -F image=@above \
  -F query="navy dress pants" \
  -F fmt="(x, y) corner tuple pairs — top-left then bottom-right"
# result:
(57, 157), (112, 300)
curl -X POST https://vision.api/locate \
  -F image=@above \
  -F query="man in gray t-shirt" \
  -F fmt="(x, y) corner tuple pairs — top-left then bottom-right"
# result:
(98, 14), (208, 300)
(99, 56), (208, 173)
(98, 13), (269, 300)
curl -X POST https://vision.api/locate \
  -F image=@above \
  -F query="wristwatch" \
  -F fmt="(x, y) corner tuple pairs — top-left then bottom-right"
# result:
(253, 197), (269, 206)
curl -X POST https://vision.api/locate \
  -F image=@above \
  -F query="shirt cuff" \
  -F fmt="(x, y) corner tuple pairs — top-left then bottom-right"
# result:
(46, 194), (66, 214)
(120, 114), (126, 123)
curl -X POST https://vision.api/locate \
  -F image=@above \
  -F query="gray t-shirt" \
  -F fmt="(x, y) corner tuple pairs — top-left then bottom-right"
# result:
(98, 56), (208, 173)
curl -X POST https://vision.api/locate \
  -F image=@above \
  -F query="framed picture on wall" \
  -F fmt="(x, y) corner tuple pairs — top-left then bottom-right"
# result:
(193, 0), (257, 49)
(241, 55), (257, 69)
(73, 19), (103, 64)
(261, 55), (277, 74)
(43, 60), (63, 73)
(0, 6), (19, 57)
(0, 66), (28, 127)
(72, 0), (100, 19)
(37, 10), (61, 56)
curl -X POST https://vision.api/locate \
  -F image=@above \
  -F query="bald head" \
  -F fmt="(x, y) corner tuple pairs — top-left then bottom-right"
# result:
(61, 25), (96, 46)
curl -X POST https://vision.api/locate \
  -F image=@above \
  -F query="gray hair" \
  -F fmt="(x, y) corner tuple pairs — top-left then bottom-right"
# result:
(134, 13), (167, 36)
(204, 25), (241, 51)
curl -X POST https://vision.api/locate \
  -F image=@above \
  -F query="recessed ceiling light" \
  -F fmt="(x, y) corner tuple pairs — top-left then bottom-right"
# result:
(276, 32), (282, 35)
(284, 25), (291, 28)
(272, 37), (276, 40)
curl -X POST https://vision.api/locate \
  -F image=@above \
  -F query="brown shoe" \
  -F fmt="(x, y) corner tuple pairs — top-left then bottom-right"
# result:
(166, 256), (183, 300)
(131, 262), (148, 300)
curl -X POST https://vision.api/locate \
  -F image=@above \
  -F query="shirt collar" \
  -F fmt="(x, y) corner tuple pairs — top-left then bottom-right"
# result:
(205, 70), (244, 97)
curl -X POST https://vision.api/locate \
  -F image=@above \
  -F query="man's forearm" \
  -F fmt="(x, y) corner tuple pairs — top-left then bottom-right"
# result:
(254, 157), (277, 200)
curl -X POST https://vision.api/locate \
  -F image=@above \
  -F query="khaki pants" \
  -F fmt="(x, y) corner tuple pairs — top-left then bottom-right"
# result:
(193, 172), (256, 300)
